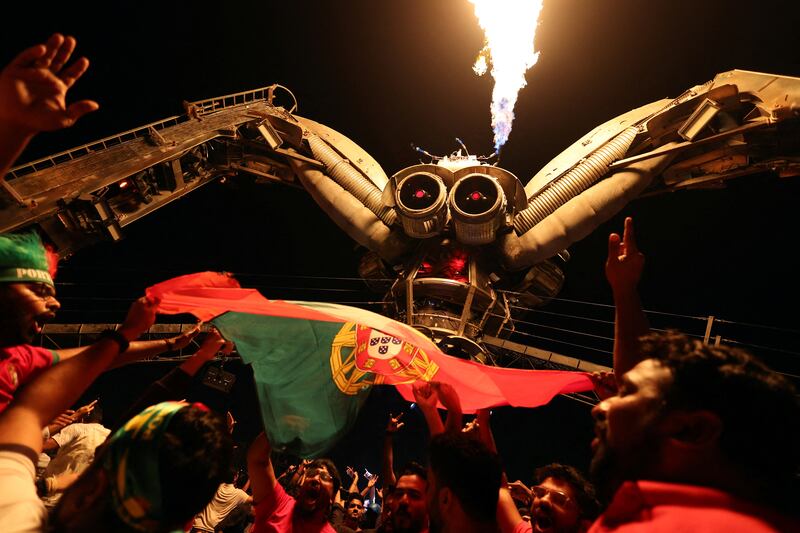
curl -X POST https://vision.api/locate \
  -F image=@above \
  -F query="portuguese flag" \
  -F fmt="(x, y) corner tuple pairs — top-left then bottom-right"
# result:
(148, 272), (593, 457)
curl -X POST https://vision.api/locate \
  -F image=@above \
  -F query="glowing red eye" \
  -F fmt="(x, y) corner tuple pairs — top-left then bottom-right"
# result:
(470, 191), (481, 200)
(415, 189), (426, 198)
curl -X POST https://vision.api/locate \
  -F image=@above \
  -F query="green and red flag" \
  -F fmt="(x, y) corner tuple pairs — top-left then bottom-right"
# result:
(147, 272), (593, 456)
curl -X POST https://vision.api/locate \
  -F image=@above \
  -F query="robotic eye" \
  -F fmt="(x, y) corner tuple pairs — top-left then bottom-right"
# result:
(449, 173), (506, 245)
(395, 172), (448, 238)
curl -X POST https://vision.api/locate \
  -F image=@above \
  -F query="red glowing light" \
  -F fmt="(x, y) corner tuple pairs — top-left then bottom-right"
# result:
(415, 189), (426, 198)
(470, 191), (482, 201)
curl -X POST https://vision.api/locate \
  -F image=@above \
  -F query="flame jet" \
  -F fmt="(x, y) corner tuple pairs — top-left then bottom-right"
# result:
(469, 0), (545, 152)
(2, 71), (800, 361)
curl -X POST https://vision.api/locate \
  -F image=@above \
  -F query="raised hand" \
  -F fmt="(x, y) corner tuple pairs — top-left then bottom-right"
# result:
(0, 33), (98, 133)
(48, 410), (76, 434)
(462, 418), (479, 436)
(73, 398), (98, 419)
(605, 217), (644, 291)
(507, 480), (532, 505)
(590, 370), (618, 400)
(386, 412), (405, 434)
(167, 325), (201, 352)
(431, 382), (461, 412)
(193, 328), (229, 362)
(118, 296), (160, 341)
(411, 381), (439, 411)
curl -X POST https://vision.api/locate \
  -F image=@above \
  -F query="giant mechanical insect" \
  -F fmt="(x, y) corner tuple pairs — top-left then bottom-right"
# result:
(1, 70), (798, 360)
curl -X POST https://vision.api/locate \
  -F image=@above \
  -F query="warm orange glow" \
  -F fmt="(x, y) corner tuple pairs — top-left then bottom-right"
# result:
(469, 0), (544, 151)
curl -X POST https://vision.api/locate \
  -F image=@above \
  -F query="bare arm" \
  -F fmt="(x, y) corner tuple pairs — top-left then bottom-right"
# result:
(246, 432), (277, 505)
(360, 474), (378, 499)
(432, 382), (463, 435)
(496, 488), (524, 533)
(381, 412), (404, 487)
(55, 327), (200, 366)
(346, 466), (360, 493)
(606, 217), (650, 379)
(475, 409), (497, 454)
(176, 329), (230, 376)
(0, 297), (157, 453)
(412, 381), (444, 435)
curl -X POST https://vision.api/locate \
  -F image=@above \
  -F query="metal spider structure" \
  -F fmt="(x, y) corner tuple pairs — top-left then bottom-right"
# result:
(2, 70), (799, 361)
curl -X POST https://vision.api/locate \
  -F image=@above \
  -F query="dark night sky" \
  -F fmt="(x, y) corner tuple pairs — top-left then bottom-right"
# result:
(3, 1), (800, 477)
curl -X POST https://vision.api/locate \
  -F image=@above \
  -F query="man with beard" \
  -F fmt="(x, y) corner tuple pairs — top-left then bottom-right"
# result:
(497, 464), (600, 533)
(385, 463), (428, 533)
(0, 232), (199, 413)
(587, 218), (800, 531)
(247, 431), (341, 533)
(426, 433), (502, 533)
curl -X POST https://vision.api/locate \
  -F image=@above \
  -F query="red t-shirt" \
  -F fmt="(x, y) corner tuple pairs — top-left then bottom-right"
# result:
(0, 345), (58, 412)
(513, 520), (532, 533)
(253, 481), (337, 533)
(588, 480), (799, 532)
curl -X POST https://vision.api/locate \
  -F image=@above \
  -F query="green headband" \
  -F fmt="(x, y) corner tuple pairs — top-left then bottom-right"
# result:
(0, 232), (54, 286)
(103, 401), (189, 532)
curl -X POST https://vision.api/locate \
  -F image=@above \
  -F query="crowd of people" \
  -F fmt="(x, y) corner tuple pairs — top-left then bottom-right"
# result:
(0, 34), (798, 533)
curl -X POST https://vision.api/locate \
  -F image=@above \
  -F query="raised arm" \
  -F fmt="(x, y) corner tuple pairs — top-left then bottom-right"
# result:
(246, 431), (277, 505)
(361, 473), (378, 499)
(381, 412), (404, 487)
(411, 381), (444, 435)
(606, 217), (650, 379)
(432, 382), (463, 435)
(496, 486), (525, 533)
(346, 466), (360, 493)
(475, 408), (498, 454)
(0, 34), (98, 181)
(0, 296), (156, 453)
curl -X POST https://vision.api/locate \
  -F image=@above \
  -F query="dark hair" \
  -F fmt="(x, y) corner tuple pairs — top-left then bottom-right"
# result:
(158, 406), (235, 526)
(397, 460), (427, 482)
(309, 457), (341, 495)
(346, 492), (364, 505)
(533, 463), (600, 520)
(428, 433), (502, 522)
(641, 331), (800, 505)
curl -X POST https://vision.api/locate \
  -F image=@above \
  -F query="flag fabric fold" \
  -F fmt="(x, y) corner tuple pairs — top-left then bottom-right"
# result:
(148, 272), (594, 455)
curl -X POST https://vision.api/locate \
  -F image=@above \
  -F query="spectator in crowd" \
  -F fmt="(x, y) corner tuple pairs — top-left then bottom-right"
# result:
(36, 400), (96, 478)
(247, 431), (341, 533)
(387, 463), (428, 533)
(427, 433), (502, 533)
(191, 469), (253, 533)
(587, 217), (800, 531)
(498, 463), (600, 533)
(38, 400), (110, 508)
(192, 408), (253, 533)
(50, 401), (234, 532)
(343, 493), (366, 532)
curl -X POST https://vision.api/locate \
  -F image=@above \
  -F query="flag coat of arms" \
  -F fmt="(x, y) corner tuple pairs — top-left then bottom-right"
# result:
(148, 272), (593, 456)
